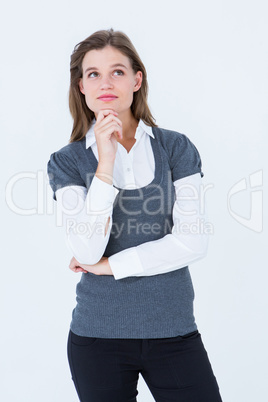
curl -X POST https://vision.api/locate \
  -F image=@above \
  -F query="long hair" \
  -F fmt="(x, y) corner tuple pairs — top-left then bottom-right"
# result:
(69, 28), (157, 143)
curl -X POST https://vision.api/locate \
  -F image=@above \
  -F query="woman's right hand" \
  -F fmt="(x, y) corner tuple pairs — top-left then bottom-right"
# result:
(94, 109), (123, 164)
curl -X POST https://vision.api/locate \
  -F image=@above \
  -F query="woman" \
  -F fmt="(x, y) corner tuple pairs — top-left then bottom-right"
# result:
(47, 28), (222, 402)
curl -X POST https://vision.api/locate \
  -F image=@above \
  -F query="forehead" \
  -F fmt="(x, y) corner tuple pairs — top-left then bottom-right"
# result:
(82, 46), (132, 70)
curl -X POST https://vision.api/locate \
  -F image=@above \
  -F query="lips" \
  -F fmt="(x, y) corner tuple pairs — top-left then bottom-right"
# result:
(98, 94), (118, 101)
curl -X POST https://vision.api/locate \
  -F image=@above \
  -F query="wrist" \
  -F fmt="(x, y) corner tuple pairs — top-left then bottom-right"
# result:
(96, 161), (114, 185)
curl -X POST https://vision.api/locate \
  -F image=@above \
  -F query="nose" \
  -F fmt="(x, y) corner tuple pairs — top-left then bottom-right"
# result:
(100, 74), (113, 90)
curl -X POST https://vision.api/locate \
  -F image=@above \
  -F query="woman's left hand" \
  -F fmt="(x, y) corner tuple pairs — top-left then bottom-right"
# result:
(69, 256), (114, 276)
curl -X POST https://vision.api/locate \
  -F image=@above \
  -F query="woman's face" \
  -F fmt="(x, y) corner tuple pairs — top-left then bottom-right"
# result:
(79, 46), (142, 119)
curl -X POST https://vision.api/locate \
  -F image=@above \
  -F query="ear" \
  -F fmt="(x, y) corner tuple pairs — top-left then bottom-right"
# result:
(79, 78), (85, 95)
(133, 71), (143, 92)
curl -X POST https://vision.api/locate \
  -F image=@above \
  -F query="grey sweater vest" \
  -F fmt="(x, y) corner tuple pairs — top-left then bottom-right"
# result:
(47, 126), (203, 338)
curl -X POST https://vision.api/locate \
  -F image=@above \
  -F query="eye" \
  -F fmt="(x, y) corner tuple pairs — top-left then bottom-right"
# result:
(113, 70), (124, 76)
(87, 71), (99, 78)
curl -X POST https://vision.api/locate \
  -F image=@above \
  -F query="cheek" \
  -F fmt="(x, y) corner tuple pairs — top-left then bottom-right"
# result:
(83, 90), (96, 111)
(83, 85), (96, 102)
(123, 83), (135, 99)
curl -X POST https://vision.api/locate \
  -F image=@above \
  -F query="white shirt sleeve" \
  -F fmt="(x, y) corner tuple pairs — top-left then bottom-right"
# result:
(108, 172), (209, 280)
(55, 176), (119, 264)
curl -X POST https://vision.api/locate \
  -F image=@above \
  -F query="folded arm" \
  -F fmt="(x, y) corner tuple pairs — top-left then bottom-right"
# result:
(108, 172), (209, 279)
(57, 172), (209, 280)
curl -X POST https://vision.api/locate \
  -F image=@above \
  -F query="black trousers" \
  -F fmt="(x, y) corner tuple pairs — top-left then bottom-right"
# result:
(67, 329), (222, 402)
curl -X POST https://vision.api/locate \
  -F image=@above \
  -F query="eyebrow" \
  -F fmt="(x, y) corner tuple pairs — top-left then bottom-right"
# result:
(84, 63), (128, 74)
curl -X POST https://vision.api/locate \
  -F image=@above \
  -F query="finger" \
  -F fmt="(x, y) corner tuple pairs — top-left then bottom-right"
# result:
(69, 256), (76, 266)
(98, 122), (122, 139)
(96, 109), (118, 123)
(69, 259), (79, 271)
(69, 257), (88, 274)
(96, 113), (122, 130)
(75, 267), (88, 273)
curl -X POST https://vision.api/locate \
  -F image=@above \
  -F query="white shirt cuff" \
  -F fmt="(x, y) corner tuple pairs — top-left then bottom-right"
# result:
(108, 248), (144, 280)
(86, 176), (119, 214)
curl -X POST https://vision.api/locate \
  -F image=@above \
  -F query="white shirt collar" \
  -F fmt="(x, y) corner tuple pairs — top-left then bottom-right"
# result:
(85, 118), (154, 149)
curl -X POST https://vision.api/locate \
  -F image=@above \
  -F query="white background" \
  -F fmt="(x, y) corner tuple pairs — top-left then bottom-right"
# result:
(1, 0), (267, 401)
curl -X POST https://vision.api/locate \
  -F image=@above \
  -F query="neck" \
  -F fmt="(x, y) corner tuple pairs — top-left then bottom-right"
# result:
(117, 110), (139, 140)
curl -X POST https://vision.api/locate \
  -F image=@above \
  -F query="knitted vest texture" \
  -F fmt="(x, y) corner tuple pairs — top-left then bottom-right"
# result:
(47, 126), (202, 338)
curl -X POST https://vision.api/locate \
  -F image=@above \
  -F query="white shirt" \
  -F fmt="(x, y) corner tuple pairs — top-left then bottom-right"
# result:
(56, 119), (208, 280)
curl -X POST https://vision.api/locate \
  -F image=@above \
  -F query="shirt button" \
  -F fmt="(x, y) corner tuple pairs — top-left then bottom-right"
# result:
(127, 168), (131, 172)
